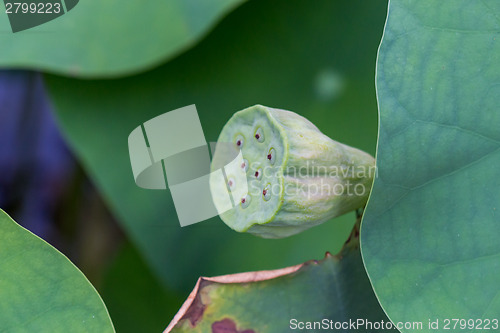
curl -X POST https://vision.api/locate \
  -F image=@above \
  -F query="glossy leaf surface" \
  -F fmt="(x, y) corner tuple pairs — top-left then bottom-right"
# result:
(0, 209), (114, 332)
(362, 0), (500, 330)
(0, 0), (244, 77)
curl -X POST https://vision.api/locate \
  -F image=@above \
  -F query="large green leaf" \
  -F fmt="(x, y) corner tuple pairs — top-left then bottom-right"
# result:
(46, 0), (387, 291)
(0, 0), (244, 78)
(166, 229), (397, 333)
(0, 209), (114, 332)
(362, 0), (500, 331)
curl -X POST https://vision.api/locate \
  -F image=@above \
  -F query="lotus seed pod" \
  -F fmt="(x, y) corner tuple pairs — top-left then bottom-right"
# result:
(210, 105), (375, 238)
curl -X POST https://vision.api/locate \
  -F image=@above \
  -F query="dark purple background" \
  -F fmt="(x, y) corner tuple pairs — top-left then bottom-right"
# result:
(0, 70), (74, 242)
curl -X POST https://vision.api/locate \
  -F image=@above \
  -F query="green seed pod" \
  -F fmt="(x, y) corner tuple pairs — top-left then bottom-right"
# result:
(210, 105), (375, 238)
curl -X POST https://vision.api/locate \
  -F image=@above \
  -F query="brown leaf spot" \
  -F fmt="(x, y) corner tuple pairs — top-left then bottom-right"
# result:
(212, 318), (236, 333)
(167, 279), (213, 330)
(184, 294), (206, 327)
(212, 318), (255, 333)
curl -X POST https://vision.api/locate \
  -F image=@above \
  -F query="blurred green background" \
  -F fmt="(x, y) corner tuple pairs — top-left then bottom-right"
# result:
(0, 0), (388, 331)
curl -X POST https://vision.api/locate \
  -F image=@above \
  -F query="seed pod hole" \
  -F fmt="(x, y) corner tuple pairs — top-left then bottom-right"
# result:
(227, 178), (235, 191)
(235, 135), (244, 149)
(241, 159), (249, 172)
(254, 168), (262, 180)
(254, 127), (265, 142)
(263, 184), (271, 201)
(241, 194), (251, 208)
(267, 148), (276, 165)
